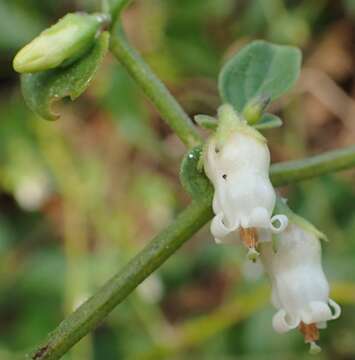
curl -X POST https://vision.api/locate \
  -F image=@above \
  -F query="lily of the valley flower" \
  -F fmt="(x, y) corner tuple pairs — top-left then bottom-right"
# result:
(260, 223), (341, 352)
(203, 104), (287, 258)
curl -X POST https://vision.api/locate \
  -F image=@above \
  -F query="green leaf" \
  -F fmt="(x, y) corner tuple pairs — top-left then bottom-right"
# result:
(180, 146), (213, 201)
(194, 114), (217, 130)
(254, 113), (283, 130)
(218, 40), (302, 112)
(21, 31), (110, 121)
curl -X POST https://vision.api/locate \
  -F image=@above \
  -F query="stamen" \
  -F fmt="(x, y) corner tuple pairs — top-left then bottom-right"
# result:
(240, 227), (258, 248)
(299, 322), (320, 344)
(239, 227), (259, 261)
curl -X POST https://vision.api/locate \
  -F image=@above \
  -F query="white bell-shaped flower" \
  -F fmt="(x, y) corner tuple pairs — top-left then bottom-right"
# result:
(203, 104), (287, 254)
(260, 223), (341, 351)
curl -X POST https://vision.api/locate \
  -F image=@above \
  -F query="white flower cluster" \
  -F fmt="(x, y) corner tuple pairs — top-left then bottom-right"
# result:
(202, 104), (341, 350)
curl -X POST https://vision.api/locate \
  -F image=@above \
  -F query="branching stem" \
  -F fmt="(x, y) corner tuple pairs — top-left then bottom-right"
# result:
(28, 145), (355, 360)
(110, 24), (202, 148)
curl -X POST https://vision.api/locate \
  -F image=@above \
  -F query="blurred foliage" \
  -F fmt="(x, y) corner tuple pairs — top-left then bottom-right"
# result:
(0, 0), (355, 359)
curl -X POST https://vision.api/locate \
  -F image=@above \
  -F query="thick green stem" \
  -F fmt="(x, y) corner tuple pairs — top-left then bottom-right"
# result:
(28, 145), (355, 360)
(109, 24), (202, 148)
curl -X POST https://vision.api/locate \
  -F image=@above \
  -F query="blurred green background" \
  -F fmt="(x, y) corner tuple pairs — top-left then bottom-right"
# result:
(0, 0), (355, 359)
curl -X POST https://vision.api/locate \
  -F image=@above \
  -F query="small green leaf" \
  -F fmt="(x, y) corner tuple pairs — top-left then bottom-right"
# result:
(180, 146), (213, 201)
(219, 40), (302, 112)
(194, 114), (217, 130)
(242, 95), (271, 124)
(254, 113), (283, 130)
(21, 31), (109, 121)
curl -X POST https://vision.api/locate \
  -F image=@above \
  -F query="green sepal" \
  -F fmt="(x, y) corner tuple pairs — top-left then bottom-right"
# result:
(21, 32), (109, 121)
(254, 113), (283, 130)
(215, 104), (266, 146)
(194, 114), (217, 130)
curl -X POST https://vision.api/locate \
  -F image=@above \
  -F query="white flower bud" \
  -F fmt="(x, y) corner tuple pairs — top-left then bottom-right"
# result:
(203, 105), (287, 249)
(260, 223), (341, 348)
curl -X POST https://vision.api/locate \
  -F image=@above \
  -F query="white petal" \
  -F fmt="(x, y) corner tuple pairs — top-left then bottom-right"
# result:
(270, 214), (288, 233)
(301, 301), (332, 324)
(240, 215), (250, 228)
(272, 309), (300, 333)
(317, 321), (327, 329)
(328, 298), (341, 319)
(210, 213), (238, 243)
(270, 285), (282, 309)
(205, 139), (219, 180)
(250, 207), (270, 228)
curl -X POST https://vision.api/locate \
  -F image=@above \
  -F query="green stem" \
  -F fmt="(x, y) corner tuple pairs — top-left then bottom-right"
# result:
(28, 145), (355, 360)
(109, 24), (202, 148)
(270, 145), (355, 186)
(28, 200), (212, 360)
(108, 0), (132, 24)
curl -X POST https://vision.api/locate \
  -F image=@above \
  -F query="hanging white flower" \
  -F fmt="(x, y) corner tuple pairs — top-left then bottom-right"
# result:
(260, 223), (341, 352)
(203, 104), (287, 258)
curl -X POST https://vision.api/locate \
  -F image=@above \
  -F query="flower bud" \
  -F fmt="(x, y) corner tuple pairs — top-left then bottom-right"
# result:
(242, 95), (271, 125)
(260, 223), (341, 351)
(13, 13), (107, 74)
(203, 104), (287, 255)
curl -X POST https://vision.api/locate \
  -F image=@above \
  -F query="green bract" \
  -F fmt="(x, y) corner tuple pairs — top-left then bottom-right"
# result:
(21, 32), (109, 120)
(13, 12), (106, 74)
(180, 145), (213, 201)
(219, 40), (302, 113)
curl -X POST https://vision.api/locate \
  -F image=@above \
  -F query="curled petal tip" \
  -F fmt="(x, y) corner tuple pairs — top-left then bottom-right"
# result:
(270, 214), (288, 233)
(328, 299), (341, 320)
